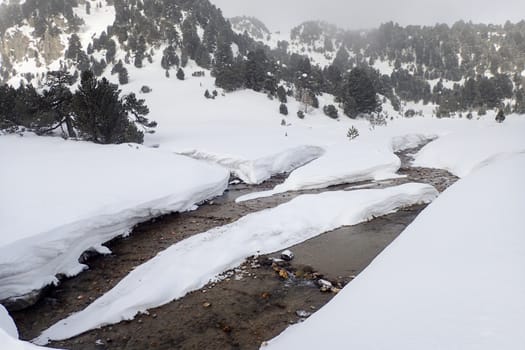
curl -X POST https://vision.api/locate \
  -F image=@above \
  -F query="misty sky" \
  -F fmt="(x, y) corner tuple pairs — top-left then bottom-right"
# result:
(210, 0), (525, 32)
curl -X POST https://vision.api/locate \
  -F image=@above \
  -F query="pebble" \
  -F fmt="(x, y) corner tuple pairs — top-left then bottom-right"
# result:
(317, 279), (333, 288)
(295, 310), (312, 318)
(203, 302), (211, 308)
(280, 249), (294, 261)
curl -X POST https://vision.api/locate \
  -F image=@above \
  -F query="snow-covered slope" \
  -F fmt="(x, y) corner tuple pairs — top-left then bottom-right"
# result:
(34, 183), (438, 345)
(413, 117), (525, 177)
(0, 134), (229, 302)
(265, 153), (525, 350)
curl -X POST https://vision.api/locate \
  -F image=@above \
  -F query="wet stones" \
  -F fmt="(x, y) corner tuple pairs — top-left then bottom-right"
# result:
(280, 250), (294, 261)
(295, 309), (312, 318)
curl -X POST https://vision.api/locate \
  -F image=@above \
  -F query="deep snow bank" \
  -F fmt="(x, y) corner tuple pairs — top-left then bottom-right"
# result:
(265, 154), (525, 350)
(35, 183), (438, 344)
(236, 139), (404, 202)
(179, 144), (324, 184)
(413, 116), (525, 177)
(0, 134), (229, 302)
(1, 305), (58, 349)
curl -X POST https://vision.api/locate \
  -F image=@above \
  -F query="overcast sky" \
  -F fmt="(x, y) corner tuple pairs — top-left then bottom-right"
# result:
(211, 0), (525, 32)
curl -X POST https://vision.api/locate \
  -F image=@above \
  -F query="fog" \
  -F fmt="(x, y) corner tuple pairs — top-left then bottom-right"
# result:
(211, 0), (525, 32)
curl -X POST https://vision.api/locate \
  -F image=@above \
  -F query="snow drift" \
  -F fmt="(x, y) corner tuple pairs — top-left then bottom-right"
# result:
(236, 140), (402, 202)
(0, 134), (229, 302)
(413, 117), (525, 177)
(1, 305), (59, 349)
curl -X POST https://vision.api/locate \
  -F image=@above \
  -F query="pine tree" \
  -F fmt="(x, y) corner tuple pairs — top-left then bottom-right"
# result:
(176, 68), (185, 80)
(495, 109), (505, 123)
(118, 67), (129, 85)
(182, 17), (201, 59)
(72, 71), (144, 144)
(323, 104), (339, 119)
(279, 103), (288, 115)
(347, 126), (359, 140)
(39, 71), (76, 137)
(342, 67), (380, 118)
(277, 86), (287, 103)
(65, 34), (90, 71)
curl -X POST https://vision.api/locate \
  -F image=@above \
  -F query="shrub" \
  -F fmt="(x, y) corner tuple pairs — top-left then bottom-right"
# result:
(495, 109), (505, 123)
(347, 126), (359, 140)
(176, 68), (185, 80)
(323, 104), (339, 119)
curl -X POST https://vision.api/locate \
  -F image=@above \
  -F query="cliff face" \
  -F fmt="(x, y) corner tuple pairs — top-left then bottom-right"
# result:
(1, 16), (65, 81)
(38, 30), (65, 65)
(2, 30), (31, 63)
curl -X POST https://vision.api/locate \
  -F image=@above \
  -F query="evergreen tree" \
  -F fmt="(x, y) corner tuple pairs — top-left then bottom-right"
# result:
(347, 126), (359, 140)
(176, 68), (185, 80)
(161, 45), (179, 70)
(215, 60), (244, 91)
(134, 36), (147, 68)
(0, 85), (17, 130)
(277, 86), (288, 103)
(244, 49), (270, 92)
(39, 71), (76, 137)
(279, 103), (288, 115)
(181, 17), (201, 59)
(122, 92), (156, 132)
(495, 109), (505, 123)
(118, 67), (129, 85)
(342, 67), (380, 118)
(181, 50), (189, 67)
(65, 34), (89, 71)
(515, 88), (525, 114)
(72, 71), (144, 144)
(323, 104), (339, 119)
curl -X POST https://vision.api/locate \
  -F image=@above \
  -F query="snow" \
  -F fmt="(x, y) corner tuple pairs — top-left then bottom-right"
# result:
(73, 0), (116, 50)
(237, 114), (525, 202)
(413, 117), (525, 177)
(179, 144), (324, 185)
(0, 134), (229, 302)
(1, 305), (58, 349)
(236, 140), (402, 202)
(264, 153), (525, 350)
(34, 183), (438, 345)
(0, 305), (17, 339)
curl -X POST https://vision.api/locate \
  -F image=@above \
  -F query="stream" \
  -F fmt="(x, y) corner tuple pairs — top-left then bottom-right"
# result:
(11, 143), (459, 350)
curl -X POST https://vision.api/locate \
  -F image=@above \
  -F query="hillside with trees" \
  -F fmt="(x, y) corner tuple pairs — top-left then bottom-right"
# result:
(1, 0), (524, 141)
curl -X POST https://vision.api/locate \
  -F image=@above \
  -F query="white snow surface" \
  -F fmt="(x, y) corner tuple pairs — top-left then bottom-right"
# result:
(265, 154), (525, 350)
(236, 139), (402, 202)
(0, 305), (59, 349)
(0, 134), (229, 301)
(237, 115), (525, 202)
(34, 183), (438, 344)
(0, 304), (17, 339)
(413, 118), (525, 177)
